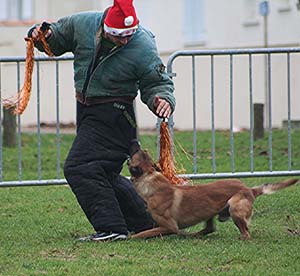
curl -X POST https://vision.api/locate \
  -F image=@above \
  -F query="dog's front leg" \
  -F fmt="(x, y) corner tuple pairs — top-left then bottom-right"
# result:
(176, 218), (216, 238)
(130, 227), (175, 239)
(194, 218), (216, 236)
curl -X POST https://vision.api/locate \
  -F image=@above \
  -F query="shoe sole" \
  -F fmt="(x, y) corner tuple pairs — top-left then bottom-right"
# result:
(92, 233), (127, 242)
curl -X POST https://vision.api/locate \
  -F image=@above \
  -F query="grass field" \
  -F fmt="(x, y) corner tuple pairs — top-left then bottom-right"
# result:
(0, 129), (300, 276)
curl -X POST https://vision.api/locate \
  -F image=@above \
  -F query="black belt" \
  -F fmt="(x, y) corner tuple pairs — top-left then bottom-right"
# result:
(76, 92), (134, 105)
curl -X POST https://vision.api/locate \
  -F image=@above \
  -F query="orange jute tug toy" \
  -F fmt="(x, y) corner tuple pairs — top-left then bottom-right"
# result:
(159, 119), (186, 185)
(2, 25), (53, 115)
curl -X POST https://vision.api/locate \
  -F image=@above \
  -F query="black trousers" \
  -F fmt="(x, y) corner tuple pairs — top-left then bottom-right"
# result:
(64, 101), (154, 234)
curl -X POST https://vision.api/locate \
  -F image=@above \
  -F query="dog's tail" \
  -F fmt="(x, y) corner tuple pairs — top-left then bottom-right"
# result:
(251, 178), (298, 198)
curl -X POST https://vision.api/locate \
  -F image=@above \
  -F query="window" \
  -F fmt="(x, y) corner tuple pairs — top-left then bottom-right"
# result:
(0, 0), (33, 21)
(243, 0), (259, 27)
(183, 0), (205, 45)
(277, 0), (291, 12)
(244, 0), (257, 20)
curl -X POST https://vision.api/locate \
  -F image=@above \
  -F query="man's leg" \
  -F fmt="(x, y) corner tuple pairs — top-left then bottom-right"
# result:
(64, 161), (128, 235)
(64, 138), (128, 236)
(64, 102), (133, 237)
(64, 102), (148, 240)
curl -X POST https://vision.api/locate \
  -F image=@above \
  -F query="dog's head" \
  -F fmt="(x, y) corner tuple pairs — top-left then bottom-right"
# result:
(128, 149), (160, 179)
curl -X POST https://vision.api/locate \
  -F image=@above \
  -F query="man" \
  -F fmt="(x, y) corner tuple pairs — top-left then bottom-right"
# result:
(29, 0), (175, 242)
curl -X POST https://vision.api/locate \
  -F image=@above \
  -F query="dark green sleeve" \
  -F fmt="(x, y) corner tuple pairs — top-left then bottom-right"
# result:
(139, 54), (176, 114)
(28, 16), (75, 56)
(46, 15), (75, 56)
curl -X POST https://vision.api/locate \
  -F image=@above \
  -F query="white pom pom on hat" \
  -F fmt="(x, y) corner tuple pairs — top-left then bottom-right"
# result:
(124, 15), (134, 26)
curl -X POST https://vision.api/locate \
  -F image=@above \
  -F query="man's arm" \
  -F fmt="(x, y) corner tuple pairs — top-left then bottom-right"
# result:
(139, 58), (176, 119)
(27, 16), (75, 56)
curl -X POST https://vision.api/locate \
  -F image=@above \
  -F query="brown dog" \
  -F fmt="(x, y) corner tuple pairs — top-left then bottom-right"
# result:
(128, 149), (298, 240)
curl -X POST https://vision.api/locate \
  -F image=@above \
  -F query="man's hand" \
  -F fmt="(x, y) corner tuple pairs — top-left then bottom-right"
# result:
(153, 96), (172, 119)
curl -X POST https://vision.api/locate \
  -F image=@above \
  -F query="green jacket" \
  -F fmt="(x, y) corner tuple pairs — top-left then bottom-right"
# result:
(37, 11), (175, 113)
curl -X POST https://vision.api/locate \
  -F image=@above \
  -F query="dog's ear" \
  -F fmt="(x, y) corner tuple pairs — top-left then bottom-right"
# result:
(129, 139), (141, 157)
(140, 151), (159, 172)
(141, 150), (150, 161)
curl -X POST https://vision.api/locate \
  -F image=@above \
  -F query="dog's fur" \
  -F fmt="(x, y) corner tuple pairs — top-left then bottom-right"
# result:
(128, 149), (298, 240)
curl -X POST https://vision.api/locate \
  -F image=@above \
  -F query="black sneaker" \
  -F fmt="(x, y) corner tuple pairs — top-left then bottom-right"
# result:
(78, 232), (128, 242)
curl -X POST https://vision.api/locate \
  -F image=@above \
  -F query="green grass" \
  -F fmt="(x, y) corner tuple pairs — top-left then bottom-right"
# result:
(1, 129), (300, 275)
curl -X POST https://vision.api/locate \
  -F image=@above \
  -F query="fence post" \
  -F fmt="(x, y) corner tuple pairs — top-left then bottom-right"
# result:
(3, 107), (16, 147)
(254, 103), (264, 140)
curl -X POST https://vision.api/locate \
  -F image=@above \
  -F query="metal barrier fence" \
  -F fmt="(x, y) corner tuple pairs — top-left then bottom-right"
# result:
(167, 47), (300, 180)
(0, 47), (300, 187)
(0, 55), (73, 187)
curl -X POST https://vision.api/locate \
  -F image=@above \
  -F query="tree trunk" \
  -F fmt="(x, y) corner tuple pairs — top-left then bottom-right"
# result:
(254, 103), (264, 140)
(3, 107), (16, 147)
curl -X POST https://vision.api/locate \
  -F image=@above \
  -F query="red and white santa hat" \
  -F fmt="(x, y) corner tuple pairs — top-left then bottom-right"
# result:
(104, 0), (139, 37)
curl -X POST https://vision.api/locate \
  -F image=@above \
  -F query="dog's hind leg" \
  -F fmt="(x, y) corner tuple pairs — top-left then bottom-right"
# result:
(232, 216), (251, 240)
(228, 192), (254, 240)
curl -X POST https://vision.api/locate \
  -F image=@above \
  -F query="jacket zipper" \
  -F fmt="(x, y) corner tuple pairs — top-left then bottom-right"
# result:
(82, 45), (121, 104)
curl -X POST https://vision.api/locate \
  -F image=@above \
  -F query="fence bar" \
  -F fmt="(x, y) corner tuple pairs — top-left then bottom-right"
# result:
(56, 61), (61, 179)
(0, 63), (2, 182)
(156, 119), (161, 159)
(17, 62), (22, 181)
(167, 47), (300, 72)
(180, 170), (300, 180)
(0, 55), (74, 63)
(1, 169), (300, 187)
(249, 54), (254, 173)
(210, 55), (216, 173)
(192, 56), (197, 173)
(287, 53), (292, 171)
(0, 179), (68, 187)
(36, 61), (42, 180)
(267, 54), (273, 171)
(229, 55), (235, 173)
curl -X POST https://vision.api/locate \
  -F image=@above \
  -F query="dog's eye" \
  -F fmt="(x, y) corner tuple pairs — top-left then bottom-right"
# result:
(129, 166), (143, 177)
